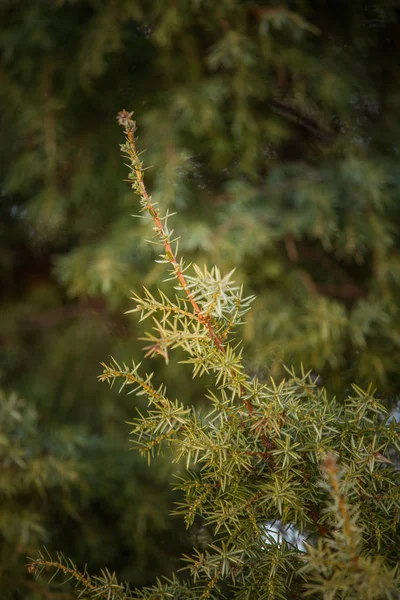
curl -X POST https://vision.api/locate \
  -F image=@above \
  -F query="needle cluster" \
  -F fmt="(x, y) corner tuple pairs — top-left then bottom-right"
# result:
(27, 114), (400, 600)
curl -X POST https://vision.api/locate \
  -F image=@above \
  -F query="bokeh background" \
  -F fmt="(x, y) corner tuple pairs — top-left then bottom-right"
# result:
(1, 1), (400, 597)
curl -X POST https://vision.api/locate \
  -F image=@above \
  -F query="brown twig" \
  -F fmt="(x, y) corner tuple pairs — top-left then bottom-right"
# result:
(324, 453), (359, 568)
(117, 111), (253, 413)
(122, 114), (224, 352)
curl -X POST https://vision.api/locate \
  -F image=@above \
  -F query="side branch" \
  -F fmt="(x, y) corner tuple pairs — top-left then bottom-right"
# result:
(118, 110), (224, 352)
(117, 110), (252, 413)
(324, 453), (359, 568)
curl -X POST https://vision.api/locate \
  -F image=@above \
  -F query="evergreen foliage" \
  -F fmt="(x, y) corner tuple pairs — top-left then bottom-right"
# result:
(1, 1), (400, 597)
(2, 1), (400, 396)
(0, 383), (189, 598)
(0, 389), (82, 597)
(27, 113), (400, 599)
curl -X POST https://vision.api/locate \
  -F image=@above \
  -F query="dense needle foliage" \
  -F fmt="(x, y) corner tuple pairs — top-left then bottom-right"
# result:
(1, 1), (400, 597)
(27, 113), (400, 600)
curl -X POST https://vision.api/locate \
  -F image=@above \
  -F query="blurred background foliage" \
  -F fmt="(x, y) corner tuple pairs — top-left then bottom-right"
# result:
(1, 0), (400, 597)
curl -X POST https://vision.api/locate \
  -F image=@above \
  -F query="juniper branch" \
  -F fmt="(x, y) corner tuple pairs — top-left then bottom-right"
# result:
(26, 550), (132, 600)
(117, 110), (225, 353)
(117, 110), (255, 414)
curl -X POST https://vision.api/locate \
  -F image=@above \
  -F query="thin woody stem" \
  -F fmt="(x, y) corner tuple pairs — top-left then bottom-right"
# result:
(26, 560), (98, 593)
(124, 119), (224, 352)
(324, 454), (359, 568)
(117, 110), (253, 413)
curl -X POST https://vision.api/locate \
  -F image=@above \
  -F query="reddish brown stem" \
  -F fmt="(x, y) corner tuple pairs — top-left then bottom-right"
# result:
(126, 127), (225, 353)
(122, 120), (253, 413)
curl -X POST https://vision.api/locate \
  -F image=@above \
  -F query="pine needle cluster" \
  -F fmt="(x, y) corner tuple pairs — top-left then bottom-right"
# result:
(27, 114), (400, 600)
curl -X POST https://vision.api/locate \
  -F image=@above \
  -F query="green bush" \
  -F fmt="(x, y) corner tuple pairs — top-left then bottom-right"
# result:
(2, 2), (400, 596)
(27, 113), (400, 600)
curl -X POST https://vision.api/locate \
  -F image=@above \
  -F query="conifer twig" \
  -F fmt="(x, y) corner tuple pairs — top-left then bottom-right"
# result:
(117, 110), (253, 413)
(323, 453), (359, 568)
(117, 110), (224, 353)
(26, 550), (130, 600)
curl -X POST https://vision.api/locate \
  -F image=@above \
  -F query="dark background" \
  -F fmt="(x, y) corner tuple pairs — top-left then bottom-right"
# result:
(1, 1), (399, 597)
